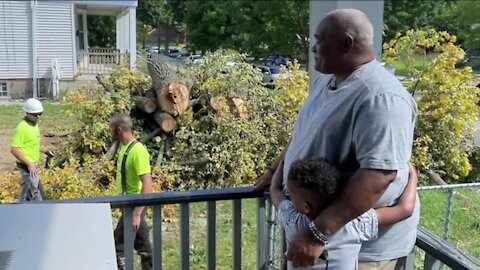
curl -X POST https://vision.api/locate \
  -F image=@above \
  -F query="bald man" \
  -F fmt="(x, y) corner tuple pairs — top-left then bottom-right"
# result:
(256, 9), (418, 269)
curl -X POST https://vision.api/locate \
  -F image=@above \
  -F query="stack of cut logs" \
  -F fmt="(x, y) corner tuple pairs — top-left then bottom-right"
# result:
(95, 56), (246, 166)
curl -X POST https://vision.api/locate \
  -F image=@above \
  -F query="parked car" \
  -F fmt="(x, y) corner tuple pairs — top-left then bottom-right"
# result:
(260, 65), (282, 88)
(186, 54), (204, 64)
(263, 54), (292, 66)
(167, 49), (181, 58)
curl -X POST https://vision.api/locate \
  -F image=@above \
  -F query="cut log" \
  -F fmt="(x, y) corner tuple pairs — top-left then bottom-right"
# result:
(134, 96), (157, 114)
(153, 111), (177, 133)
(210, 95), (227, 112)
(229, 97), (247, 118)
(157, 81), (191, 116)
(169, 81), (191, 115)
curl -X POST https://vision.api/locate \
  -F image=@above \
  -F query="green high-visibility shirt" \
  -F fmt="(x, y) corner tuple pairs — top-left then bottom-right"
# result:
(115, 140), (151, 194)
(11, 119), (41, 163)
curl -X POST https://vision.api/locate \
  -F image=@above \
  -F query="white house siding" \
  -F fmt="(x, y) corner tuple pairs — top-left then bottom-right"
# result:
(0, 1), (32, 79)
(35, 1), (74, 79)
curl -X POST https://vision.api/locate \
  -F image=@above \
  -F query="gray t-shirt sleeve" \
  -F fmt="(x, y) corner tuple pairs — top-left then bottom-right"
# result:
(277, 200), (310, 244)
(351, 209), (378, 241)
(353, 92), (415, 170)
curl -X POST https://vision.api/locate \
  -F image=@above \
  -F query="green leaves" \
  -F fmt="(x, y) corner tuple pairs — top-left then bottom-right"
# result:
(384, 29), (480, 181)
(184, 0), (308, 57)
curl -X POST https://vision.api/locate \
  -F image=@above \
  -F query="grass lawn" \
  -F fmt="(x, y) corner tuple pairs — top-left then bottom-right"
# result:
(157, 199), (263, 270)
(391, 53), (437, 77)
(0, 102), (76, 130)
(392, 53), (480, 77)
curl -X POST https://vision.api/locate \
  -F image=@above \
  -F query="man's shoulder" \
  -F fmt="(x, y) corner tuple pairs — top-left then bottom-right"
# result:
(132, 141), (148, 152)
(357, 62), (409, 96)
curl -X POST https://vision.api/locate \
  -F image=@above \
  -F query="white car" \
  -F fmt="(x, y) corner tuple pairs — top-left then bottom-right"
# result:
(260, 65), (282, 88)
(186, 54), (204, 64)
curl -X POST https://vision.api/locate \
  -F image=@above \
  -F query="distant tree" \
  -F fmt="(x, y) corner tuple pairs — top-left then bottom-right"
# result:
(87, 16), (116, 48)
(137, 0), (186, 50)
(383, 0), (455, 42)
(185, 0), (308, 58)
(447, 0), (480, 50)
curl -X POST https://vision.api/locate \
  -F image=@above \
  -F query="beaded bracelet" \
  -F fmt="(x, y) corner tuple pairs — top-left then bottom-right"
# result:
(308, 221), (329, 246)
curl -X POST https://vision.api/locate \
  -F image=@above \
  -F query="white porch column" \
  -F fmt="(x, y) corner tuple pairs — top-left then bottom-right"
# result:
(116, 11), (127, 53)
(309, 1), (384, 85)
(116, 13), (122, 52)
(128, 7), (136, 70)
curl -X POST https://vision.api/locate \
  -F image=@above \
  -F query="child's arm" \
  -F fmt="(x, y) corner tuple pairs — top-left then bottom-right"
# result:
(375, 162), (418, 226)
(269, 160), (287, 208)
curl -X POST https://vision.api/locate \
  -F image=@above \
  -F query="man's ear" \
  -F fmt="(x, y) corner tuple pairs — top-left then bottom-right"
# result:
(341, 34), (354, 52)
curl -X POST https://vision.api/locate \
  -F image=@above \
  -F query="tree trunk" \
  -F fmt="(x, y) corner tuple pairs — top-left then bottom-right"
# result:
(164, 22), (170, 52)
(153, 111), (177, 133)
(229, 97), (247, 118)
(157, 23), (162, 52)
(134, 96), (157, 114)
(145, 88), (157, 99)
(210, 95), (227, 112)
(157, 81), (191, 116)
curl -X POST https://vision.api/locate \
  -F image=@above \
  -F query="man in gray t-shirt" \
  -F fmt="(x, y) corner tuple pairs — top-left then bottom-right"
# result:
(255, 9), (418, 269)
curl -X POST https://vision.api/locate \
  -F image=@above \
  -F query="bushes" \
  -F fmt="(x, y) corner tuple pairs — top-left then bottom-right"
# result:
(383, 29), (480, 181)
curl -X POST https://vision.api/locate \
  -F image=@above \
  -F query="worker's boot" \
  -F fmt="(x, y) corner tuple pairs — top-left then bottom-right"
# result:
(116, 255), (126, 270)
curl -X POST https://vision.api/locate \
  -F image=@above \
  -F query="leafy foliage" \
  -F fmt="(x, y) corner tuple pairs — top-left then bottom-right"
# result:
(383, 29), (480, 181)
(87, 16), (116, 48)
(62, 66), (150, 153)
(167, 50), (300, 188)
(137, 0), (187, 50)
(184, 0), (309, 57)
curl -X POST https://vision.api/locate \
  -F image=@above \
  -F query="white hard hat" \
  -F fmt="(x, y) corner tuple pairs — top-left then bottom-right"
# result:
(23, 98), (44, 114)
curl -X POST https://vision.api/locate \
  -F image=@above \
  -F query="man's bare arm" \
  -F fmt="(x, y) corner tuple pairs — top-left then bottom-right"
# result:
(255, 140), (290, 189)
(133, 174), (153, 217)
(10, 147), (31, 166)
(314, 168), (396, 236)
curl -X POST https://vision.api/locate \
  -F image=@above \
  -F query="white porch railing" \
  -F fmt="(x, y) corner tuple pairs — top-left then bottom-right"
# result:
(77, 48), (129, 75)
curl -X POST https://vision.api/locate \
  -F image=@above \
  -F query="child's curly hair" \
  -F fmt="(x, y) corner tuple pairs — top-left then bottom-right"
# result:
(287, 157), (341, 203)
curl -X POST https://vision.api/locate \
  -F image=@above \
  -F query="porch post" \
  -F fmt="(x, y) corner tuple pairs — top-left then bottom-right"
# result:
(128, 7), (136, 70)
(116, 12), (121, 52)
(308, 1), (384, 85)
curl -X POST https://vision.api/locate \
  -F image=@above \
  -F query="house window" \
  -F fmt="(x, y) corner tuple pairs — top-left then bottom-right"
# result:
(0, 82), (7, 97)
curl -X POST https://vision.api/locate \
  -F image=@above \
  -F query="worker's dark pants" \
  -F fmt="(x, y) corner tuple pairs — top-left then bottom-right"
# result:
(114, 211), (152, 270)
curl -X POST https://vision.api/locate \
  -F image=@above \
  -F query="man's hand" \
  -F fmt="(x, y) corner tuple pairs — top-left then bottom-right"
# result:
(27, 163), (38, 178)
(133, 214), (141, 229)
(254, 170), (273, 190)
(287, 227), (325, 267)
